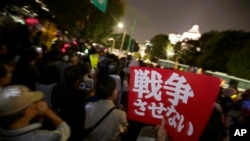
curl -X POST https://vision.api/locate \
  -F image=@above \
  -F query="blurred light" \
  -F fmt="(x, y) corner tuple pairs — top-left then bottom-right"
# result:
(64, 44), (70, 48)
(72, 41), (78, 45)
(35, 47), (42, 53)
(77, 51), (85, 56)
(25, 18), (39, 25)
(22, 7), (30, 13)
(92, 43), (97, 46)
(145, 42), (153, 46)
(107, 37), (114, 41)
(33, 13), (38, 16)
(61, 48), (66, 53)
(52, 37), (58, 42)
(84, 49), (89, 54)
(104, 48), (108, 53)
(196, 47), (201, 52)
(42, 6), (49, 12)
(231, 94), (238, 100)
(167, 51), (175, 56)
(10, 15), (25, 25)
(35, 0), (42, 4)
(117, 22), (124, 29)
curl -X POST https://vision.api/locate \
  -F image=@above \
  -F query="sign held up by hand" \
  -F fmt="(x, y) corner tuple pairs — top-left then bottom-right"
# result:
(128, 67), (221, 141)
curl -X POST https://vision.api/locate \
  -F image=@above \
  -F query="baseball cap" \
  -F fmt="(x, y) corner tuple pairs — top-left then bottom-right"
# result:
(0, 85), (44, 116)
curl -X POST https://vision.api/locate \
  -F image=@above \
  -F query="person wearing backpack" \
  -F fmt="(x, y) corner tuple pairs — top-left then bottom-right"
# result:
(83, 75), (128, 141)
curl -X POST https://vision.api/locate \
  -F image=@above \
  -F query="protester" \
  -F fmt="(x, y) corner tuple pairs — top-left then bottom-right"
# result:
(83, 75), (128, 141)
(79, 62), (95, 91)
(12, 48), (40, 90)
(51, 65), (91, 141)
(36, 65), (61, 107)
(0, 63), (12, 88)
(0, 85), (70, 141)
(107, 61), (123, 108)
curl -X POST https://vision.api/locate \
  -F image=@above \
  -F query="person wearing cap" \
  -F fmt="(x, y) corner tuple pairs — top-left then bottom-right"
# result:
(0, 63), (12, 88)
(0, 85), (70, 141)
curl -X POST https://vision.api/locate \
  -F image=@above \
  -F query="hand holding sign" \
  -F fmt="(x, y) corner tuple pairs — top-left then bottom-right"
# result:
(156, 119), (167, 141)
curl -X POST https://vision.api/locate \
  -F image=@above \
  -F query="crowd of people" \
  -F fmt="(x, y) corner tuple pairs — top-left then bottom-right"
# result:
(0, 14), (250, 141)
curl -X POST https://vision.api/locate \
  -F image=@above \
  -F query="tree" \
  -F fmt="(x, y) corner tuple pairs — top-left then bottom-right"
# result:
(108, 33), (139, 52)
(0, 0), (53, 20)
(150, 34), (169, 61)
(174, 39), (201, 65)
(172, 30), (250, 79)
(196, 30), (248, 72)
(227, 43), (250, 79)
(226, 33), (250, 79)
(174, 31), (219, 66)
(43, 0), (126, 42)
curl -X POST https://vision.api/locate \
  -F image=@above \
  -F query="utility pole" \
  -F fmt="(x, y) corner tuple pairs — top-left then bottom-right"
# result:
(127, 15), (136, 52)
(120, 31), (126, 51)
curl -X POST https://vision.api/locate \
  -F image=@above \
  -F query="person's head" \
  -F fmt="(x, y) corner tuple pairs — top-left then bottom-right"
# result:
(199, 104), (224, 141)
(222, 88), (236, 98)
(0, 64), (12, 87)
(39, 65), (61, 85)
(64, 65), (81, 85)
(79, 62), (91, 76)
(0, 85), (44, 129)
(96, 75), (117, 100)
(2, 55), (16, 72)
(108, 61), (119, 75)
(241, 89), (250, 100)
(0, 45), (7, 55)
(70, 55), (79, 66)
(19, 48), (39, 65)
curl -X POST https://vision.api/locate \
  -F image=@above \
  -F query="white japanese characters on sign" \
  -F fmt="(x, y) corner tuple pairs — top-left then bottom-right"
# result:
(132, 69), (194, 136)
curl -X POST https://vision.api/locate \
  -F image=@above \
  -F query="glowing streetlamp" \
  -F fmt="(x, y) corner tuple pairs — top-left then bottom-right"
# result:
(117, 22), (124, 29)
(107, 37), (115, 53)
(117, 22), (126, 52)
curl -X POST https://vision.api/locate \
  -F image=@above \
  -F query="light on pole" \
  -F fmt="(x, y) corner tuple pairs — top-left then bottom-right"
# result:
(117, 22), (124, 29)
(117, 22), (126, 52)
(120, 31), (126, 51)
(107, 37), (115, 53)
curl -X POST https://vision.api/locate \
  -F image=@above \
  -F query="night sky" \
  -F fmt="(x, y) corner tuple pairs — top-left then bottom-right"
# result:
(119, 0), (250, 42)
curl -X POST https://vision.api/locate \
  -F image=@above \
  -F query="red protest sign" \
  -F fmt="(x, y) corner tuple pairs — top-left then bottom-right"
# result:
(128, 67), (221, 141)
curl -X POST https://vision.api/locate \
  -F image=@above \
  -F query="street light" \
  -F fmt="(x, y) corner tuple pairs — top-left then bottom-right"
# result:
(117, 22), (126, 52)
(117, 22), (124, 29)
(107, 37), (115, 53)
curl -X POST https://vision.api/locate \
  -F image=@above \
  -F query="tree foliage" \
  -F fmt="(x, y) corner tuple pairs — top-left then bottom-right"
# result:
(174, 39), (201, 65)
(196, 30), (249, 72)
(174, 30), (250, 79)
(108, 33), (139, 52)
(43, 0), (126, 42)
(150, 34), (169, 61)
(0, 0), (53, 19)
(227, 40), (250, 79)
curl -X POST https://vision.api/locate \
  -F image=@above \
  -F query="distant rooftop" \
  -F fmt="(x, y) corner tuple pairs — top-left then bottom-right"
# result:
(169, 25), (201, 44)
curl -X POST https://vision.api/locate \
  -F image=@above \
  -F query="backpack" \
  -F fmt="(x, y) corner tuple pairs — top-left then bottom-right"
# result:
(82, 107), (116, 139)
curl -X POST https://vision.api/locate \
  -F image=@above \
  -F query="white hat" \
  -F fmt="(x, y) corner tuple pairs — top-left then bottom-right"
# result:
(0, 85), (44, 116)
